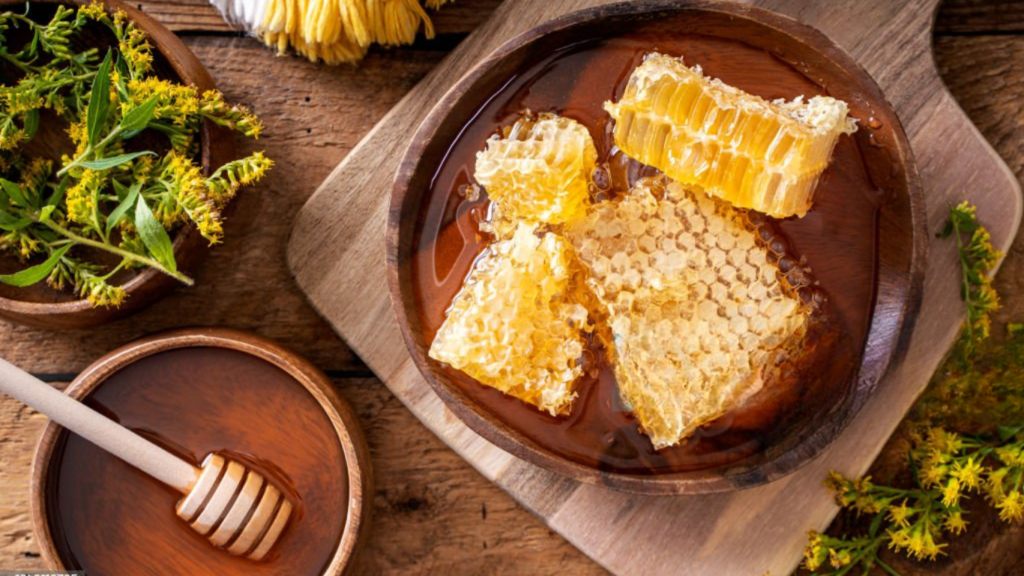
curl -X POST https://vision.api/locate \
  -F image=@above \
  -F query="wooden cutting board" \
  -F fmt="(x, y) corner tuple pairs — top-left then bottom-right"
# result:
(286, 1), (1022, 574)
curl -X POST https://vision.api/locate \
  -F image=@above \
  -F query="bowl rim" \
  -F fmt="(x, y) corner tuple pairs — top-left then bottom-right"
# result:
(387, 0), (928, 494)
(29, 327), (374, 574)
(0, 0), (228, 323)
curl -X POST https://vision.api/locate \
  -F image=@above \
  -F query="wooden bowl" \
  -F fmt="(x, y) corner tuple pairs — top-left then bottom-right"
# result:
(0, 0), (234, 329)
(388, 1), (926, 494)
(30, 328), (372, 575)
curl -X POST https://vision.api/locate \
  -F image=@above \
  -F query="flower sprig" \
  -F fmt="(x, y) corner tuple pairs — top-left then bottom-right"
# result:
(804, 427), (1024, 576)
(938, 201), (1002, 361)
(0, 2), (271, 307)
(801, 203), (1020, 576)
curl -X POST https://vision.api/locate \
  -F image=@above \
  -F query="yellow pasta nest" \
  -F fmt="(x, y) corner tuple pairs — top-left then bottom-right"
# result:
(428, 224), (589, 415)
(566, 179), (809, 448)
(475, 113), (597, 236)
(605, 53), (857, 218)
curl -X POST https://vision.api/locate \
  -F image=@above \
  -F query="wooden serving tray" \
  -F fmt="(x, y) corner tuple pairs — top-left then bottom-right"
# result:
(287, 0), (1022, 574)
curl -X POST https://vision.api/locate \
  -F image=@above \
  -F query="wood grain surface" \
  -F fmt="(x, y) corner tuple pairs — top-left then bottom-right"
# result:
(0, 1), (1022, 575)
(30, 329), (372, 575)
(286, 0), (1021, 575)
(386, 2), (924, 494)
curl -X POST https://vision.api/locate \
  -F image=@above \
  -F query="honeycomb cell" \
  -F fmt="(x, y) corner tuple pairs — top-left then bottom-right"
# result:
(566, 178), (809, 448)
(604, 53), (857, 218)
(428, 224), (588, 415)
(475, 113), (597, 237)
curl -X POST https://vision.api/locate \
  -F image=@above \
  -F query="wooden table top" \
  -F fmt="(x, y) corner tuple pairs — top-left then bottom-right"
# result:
(1, 1), (1022, 574)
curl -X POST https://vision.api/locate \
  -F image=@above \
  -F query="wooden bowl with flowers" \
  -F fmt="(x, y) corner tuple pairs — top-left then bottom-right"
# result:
(0, 0), (271, 328)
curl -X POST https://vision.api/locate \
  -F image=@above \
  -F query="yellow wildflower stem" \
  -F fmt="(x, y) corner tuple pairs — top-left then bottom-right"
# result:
(56, 126), (123, 177)
(40, 220), (194, 286)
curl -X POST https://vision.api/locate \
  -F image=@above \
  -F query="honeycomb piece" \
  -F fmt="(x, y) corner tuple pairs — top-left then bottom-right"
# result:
(605, 53), (857, 218)
(566, 179), (809, 448)
(475, 113), (597, 236)
(429, 224), (588, 416)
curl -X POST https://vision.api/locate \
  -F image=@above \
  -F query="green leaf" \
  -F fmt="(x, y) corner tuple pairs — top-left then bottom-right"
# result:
(114, 51), (130, 85)
(112, 179), (129, 202)
(0, 212), (32, 231)
(79, 151), (154, 171)
(86, 49), (113, 148)
(0, 244), (72, 287)
(23, 109), (39, 139)
(937, 221), (954, 239)
(868, 510), (885, 538)
(134, 195), (176, 273)
(0, 178), (29, 208)
(998, 425), (1024, 442)
(38, 205), (56, 224)
(106, 182), (140, 237)
(119, 96), (159, 133)
(46, 178), (68, 207)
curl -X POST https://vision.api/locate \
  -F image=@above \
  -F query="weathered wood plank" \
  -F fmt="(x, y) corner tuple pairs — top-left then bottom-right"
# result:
(935, 34), (1024, 333)
(133, 0), (1024, 35)
(935, 0), (1024, 33)
(1, 2), (1023, 576)
(284, 0), (1022, 574)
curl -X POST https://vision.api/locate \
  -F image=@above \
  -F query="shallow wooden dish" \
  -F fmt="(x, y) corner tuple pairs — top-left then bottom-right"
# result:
(388, 1), (925, 494)
(30, 328), (372, 575)
(0, 0), (233, 329)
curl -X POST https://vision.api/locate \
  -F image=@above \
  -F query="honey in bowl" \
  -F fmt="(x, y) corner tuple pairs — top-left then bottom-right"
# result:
(33, 331), (369, 575)
(409, 25), (889, 474)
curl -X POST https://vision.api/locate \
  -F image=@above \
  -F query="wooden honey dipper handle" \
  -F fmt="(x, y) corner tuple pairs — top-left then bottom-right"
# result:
(0, 356), (198, 492)
(0, 356), (293, 560)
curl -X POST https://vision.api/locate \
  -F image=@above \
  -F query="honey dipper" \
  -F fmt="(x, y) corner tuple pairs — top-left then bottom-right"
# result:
(0, 357), (293, 560)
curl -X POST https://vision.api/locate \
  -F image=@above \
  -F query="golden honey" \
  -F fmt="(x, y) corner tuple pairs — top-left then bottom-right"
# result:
(566, 178), (810, 448)
(411, 28), (881, 473)
(475, 113), (596, 237)
(428, 224), (588, 415)
(605, 53), (857, 218)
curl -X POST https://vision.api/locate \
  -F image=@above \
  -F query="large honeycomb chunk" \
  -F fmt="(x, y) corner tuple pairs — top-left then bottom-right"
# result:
(429, 224), (588, 415)
(566, 179), (809, 448)
(475, 113), (597, 235)
(605, 53), (857, 218)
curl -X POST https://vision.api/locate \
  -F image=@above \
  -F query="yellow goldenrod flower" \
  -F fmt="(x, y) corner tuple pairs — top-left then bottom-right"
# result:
(79, 1), (106, 21)
(887, 527), (911, 551)
(18, 235), (41, 260)
(985, 467), (1009, 502)
(199, 90), (264, 138)
(996, 445), (1024, 467)
(928, 428), (964, 454)
(953, 457), (983, 490)
(0, 1), (271, 308)
(888, 500), (912, 528)
(65, 169), (101, 224)
(942, 478), (962, 507)
(921, 462), (948, 488)
(802, 531), (826, 572)
(85, 282), (127, 308)
(944, 512), (968, 535)
(828, 547), (851, 569)
(66, 121), (88, 155)
(997, 491), (1024, 522)
(20, 157), (53, 192)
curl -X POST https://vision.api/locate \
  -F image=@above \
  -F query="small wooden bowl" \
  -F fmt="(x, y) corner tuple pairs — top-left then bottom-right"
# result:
(0, 0), (234, 329)
(30, 328), (372, 575)
(388, 1), (926, 494)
